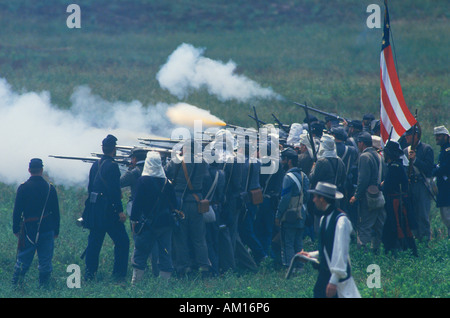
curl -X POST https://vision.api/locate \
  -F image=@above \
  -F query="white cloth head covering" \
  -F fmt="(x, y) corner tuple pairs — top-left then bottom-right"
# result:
(142, 151), (166, 178)
(299, 131), (314, 158)
(211, 129), (236, 162)
(287, 123), (303, 147)
(434, 125), (449, 136)
(372, 135), (382, 150)
(317, 134), (337, 159)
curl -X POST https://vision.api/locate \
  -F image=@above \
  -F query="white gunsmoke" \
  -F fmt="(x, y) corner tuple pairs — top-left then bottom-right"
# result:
(156, 43), (281, 102)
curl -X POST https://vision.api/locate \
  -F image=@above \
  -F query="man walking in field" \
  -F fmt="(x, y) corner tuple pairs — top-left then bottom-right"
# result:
(300, 182), (360, 298)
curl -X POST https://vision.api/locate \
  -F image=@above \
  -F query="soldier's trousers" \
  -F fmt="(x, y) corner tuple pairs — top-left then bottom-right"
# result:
(409, 181), (432, 241)
(172, 200), (211, 273)
(255, 197), (276, 257)
(357, 198), (386, 250)
(13, 230), (54, 284)
(85, 222), (130, 279)
(132, 225), (173, 273)
(239, 202), (267, 262)
(440, 206), (450, 237)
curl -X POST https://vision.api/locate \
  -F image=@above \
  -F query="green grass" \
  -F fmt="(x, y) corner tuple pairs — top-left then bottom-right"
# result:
(0, 0), (448, 298)
(0, 180), (448, 298)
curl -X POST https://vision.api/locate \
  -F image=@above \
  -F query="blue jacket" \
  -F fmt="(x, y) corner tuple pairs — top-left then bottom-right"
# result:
(13, 176), (60, 237)
(433, 142), (450, 207)
(88, 155), (123, 215)
(130, 176), (177, 227)
(276, 167), (310, 227)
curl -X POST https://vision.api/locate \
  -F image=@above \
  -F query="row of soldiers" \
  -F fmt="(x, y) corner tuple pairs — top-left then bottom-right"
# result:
(10, 118), (450, 287)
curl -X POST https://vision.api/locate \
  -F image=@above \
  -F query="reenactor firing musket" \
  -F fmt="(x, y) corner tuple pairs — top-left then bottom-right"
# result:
(49, 143), (177, 167)
(293, 101), (350, 123)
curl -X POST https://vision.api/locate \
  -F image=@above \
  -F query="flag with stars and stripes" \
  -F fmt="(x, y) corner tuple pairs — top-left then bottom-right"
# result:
(379, 0), (416, 145)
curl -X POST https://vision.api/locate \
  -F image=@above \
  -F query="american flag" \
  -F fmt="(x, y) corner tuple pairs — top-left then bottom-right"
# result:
(379, 0), (416, 144)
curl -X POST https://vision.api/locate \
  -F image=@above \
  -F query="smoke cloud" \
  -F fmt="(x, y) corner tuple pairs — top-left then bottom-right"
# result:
(156, 43), (281, 102)
(0, 79), (174, 187)
(0, 42), (280, 187)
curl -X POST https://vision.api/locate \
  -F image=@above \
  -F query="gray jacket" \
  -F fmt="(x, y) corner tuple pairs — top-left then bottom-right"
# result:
(165, 157), (209, 202)
(354, 147), (385, 200)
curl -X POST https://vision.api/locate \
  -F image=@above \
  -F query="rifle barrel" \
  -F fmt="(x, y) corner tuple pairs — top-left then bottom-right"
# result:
(293, 101), (348, 122)
(271, 114), (290, 133)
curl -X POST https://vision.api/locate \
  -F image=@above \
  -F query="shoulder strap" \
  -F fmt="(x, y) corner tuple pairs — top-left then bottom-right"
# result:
(286, 172), (302, 192)
(205, 171), (219, 201)
(377, 154), (382, 184)
(286, 172), (304, 209)
(325, 157), (340, 185)
(181, 160), (201, 203)
(94, 159), (109, 192)
(223, 161), (234, 195)
(182, 160), (194, 191)
(370, 151), (383, 184)
(245, 162), (252, 192)
(367, 151), (382, 185)
(149, 178), (168, 217)
(342, 145), (349, 161)
(29, 182), (52, 245)
(262, 173), (273, 196)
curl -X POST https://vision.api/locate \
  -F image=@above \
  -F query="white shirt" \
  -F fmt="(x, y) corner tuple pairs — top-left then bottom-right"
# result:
(310, 212), (353, 285)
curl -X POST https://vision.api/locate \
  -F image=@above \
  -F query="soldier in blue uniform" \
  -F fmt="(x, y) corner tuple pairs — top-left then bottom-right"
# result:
(433, 126), (450, 238)
(12, 158), (60, 287)
(83, 134), (129, 281)
(381, 141), (417, 256)
(403, 126), (435, 243)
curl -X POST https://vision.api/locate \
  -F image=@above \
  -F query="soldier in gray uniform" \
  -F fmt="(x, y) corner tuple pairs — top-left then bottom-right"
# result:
(165, 140), (211, 277)
(350, 132), (386, 253)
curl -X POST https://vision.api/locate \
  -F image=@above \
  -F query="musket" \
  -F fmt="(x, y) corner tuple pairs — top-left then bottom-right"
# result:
(138, 142), (176, 150)
(49, 154), (132, 166)
(49, 155), (99, 163)
(138, 137), (210, 145)
(253, 106), (261, 130)
(225, 124), (258, 134)
(271, 114), (290, 133)
(248, 114), (266, 127)
(138, 137), (181, 144)
(407, 109), (418, 181)
(293, 101), (349, 122)
(301, 102), (318, 162)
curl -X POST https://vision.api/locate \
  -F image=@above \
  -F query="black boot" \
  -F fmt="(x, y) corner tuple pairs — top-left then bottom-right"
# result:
(12, 272), (25, 287)
(39, 272), (51, 288)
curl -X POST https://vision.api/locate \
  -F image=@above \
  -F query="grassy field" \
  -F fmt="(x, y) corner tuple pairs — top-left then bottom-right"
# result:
(0, 0), (449, 299)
